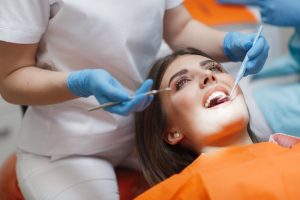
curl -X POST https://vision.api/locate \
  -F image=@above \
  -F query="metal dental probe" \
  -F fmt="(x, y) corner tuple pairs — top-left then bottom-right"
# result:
(228, 25), (264, 100)
(87, 87), (172, 112)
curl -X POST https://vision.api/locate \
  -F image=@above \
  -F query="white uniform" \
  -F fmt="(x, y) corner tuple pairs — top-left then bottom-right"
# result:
(0, 0), (182, 199)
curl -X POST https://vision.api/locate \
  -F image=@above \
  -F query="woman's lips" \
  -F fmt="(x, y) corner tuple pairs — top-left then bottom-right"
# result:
(202, 86), (230, 108)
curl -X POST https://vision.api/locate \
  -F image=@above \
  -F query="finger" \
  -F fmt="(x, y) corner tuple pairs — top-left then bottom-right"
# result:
(95, 95), (110, 105)
(245, 45), (269, 75)
(105, 105), (128, 116)
(125, 93), (149, 112)
(110, 77), (127, 90)
(103, 79), (153, 115)
(107, 94), (148, 116)
(105, 92), (154, 116)
(135, 79), (153, 94)
(260, 2), (270, 13)
(247, 37), (268, 60)
(104, 99), (132, 116)
(101, 77), (129, 101)
(260, 4), (274, 24)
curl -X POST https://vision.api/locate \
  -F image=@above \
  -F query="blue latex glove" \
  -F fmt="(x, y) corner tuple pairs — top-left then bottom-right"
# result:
(260, 0), (300, 26)
(223, 32), (269, 76)
(217, 0), (258, 5)
(67, 69), (153, 116)
(218, 0), (300, 27)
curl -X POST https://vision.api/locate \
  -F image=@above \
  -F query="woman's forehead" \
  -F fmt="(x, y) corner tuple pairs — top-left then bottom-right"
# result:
(172, 54), (208, 67)
(160, 54), (211, 87)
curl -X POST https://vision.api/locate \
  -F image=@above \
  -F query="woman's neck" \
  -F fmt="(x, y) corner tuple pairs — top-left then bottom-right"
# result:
(201, 128), (253, 153)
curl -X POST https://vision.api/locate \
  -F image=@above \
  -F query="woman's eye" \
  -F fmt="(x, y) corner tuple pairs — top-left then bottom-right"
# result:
(175, 77), (191, 91)
(206, 63), (223, 72)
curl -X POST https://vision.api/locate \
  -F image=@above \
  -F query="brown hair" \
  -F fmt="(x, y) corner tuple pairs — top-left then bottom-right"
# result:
(135, 48), (213, 186)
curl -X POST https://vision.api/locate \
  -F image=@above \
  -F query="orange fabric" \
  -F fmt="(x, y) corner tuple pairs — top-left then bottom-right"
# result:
(184, 0), (257, 26)
(136, 142), (300, 200)
(0, 154), (23, 200)
(116, 168), (149, 200)
(0, 154), (148, 200)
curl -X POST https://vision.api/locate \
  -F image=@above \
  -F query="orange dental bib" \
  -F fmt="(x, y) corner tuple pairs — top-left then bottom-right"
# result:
(136, 142), (300, 200)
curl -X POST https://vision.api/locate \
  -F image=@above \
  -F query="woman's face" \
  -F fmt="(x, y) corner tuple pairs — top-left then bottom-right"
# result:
(160, 54), (249, 151)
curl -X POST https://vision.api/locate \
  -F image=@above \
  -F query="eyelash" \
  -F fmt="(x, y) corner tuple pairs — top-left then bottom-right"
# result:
(175, 77), (191, 91)
(173, 63), (223, 91)
(205, 63), (223, 72)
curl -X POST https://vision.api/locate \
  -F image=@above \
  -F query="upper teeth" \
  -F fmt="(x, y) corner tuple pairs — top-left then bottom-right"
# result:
(205, 91), (227, 108)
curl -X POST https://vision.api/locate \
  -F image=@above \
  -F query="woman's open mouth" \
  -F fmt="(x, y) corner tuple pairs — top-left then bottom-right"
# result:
(203, 86), (230, 108)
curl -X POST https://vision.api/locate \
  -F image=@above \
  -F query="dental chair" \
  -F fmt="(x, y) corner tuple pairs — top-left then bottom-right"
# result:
(0, 153), (148, 200)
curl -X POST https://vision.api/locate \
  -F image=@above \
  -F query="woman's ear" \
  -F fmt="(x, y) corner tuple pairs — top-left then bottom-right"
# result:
(164, 130), (184, 145)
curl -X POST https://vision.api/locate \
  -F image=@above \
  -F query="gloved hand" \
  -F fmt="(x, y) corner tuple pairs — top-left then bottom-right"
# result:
(259, 0), (300, 27)
(217, 0), (258, 6)
(67, 69), (153, 116)
(223, 32), (269, 76)
(218, 0), (300, 27)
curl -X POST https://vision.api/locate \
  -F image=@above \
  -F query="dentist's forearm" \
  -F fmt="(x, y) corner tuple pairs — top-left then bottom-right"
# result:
(0, 41), (77, 105)
(163, 4), (228, 61)
(0, 66), (76, 105)
(169, 19), (227, 61)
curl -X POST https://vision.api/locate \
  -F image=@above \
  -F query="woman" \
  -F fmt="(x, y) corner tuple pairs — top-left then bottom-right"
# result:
(135, 48), (300, 199)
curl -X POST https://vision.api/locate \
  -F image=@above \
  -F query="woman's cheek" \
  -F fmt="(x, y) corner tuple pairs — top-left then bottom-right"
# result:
(173, 89), (197, 110)
(219, 75), (234, 87)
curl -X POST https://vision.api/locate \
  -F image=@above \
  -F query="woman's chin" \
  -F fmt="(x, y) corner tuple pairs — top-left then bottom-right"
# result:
(198, 112), (249, 147)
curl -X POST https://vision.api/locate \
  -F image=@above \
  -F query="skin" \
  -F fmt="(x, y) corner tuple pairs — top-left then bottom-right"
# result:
(0, 4), (226, 105)
(159, 54), (253, 154)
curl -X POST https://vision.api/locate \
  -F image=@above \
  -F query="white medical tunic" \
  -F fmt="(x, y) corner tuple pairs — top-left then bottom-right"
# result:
(0, 0), (183, 159)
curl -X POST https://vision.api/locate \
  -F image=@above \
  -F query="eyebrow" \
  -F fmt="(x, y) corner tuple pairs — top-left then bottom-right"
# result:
(167, 59), (216, 86)
(168, 69), (188, 87)
(200, 59), (215, 66)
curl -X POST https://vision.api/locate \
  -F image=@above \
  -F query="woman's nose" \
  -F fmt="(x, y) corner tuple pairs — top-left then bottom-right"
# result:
(199, 72), (217, 89)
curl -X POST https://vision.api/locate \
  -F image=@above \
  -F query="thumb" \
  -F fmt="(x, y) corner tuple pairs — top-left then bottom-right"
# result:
(135, 79), (154, 95)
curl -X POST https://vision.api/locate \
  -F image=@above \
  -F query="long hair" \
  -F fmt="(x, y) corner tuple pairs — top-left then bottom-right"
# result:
(135, 48), (213, 186)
